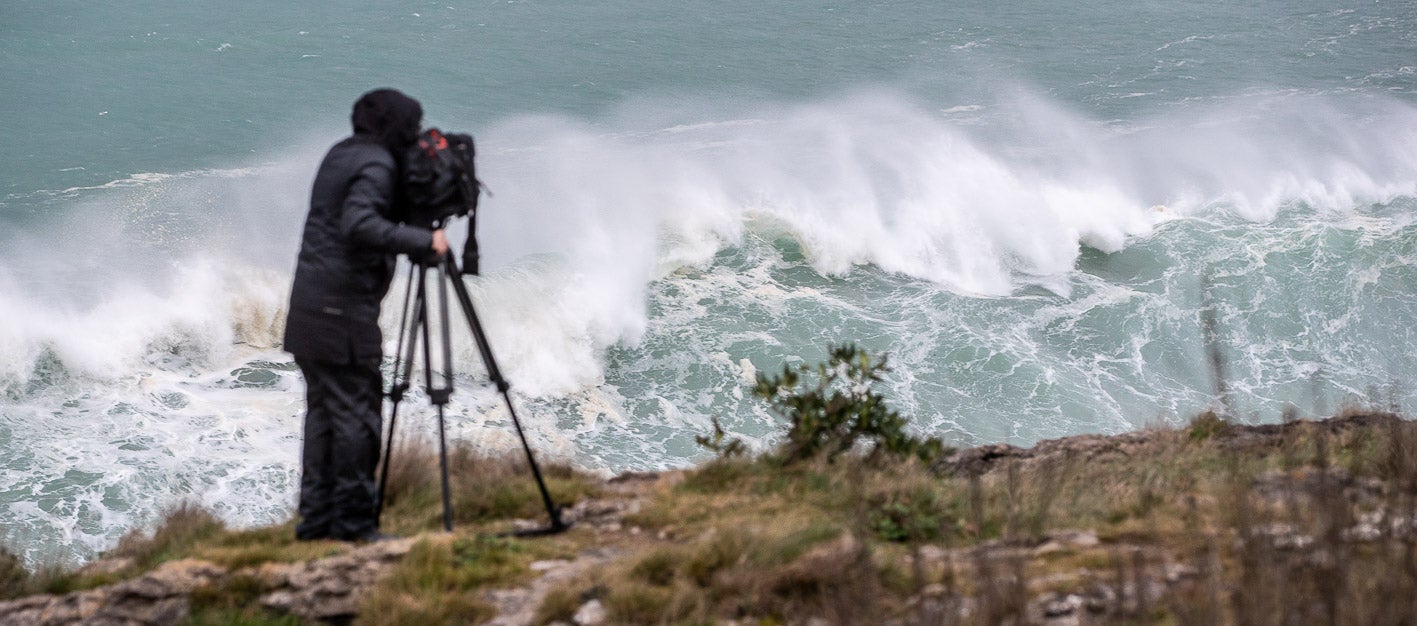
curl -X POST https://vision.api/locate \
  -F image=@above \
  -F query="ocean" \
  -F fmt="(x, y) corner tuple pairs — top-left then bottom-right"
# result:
(2, 0), (1415, 566)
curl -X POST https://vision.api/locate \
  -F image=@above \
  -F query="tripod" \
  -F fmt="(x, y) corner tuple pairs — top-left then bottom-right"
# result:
(374, 236), (569, 536)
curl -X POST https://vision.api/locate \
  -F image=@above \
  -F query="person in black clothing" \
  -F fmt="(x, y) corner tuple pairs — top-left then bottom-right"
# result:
(284, 88), (448, 542)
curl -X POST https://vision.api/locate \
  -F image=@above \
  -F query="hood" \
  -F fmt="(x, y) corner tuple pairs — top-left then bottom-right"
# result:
(350, 88), (423, 156)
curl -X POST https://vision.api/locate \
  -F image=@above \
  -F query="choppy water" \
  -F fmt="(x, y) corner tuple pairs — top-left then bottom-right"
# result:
(2, 0), (1415, 565)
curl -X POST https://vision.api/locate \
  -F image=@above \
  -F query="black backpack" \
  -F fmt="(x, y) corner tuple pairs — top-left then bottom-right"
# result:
(402, 128), (485, 273)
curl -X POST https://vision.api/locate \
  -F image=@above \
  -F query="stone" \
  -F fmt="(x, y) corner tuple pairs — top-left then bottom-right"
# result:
(1059, 530), (1099, 548)
(1344, 522), (1382, 542)
(920, 583), (948, 597)
(248, 562), (294, 588)
(1165, 563), (1199, 583)
(110, 575), (178, 601)
(1033, 540), (1067, 557)
(573, 599), (606, 626)
(1041, 593), (1084, 617)
(95, 595), (189, 625)
(78, 557), (136, 578)
(261, 590), (297, 613)
(145, 559), (226, 593)
(917, 545), (948, 562)
(250, 536), (417, 622)
(0, 596), (55, 626)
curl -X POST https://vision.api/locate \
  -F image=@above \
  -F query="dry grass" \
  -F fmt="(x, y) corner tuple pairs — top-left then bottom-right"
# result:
(354, 536), (517, 626)
(108, 501), (227, 569)
(0, 544), (26, 600)
(0, 436), (604, 622)
(539, 411), (1417, 625)
(378, 436), (602, 535)
(9, 410), (1417, 625)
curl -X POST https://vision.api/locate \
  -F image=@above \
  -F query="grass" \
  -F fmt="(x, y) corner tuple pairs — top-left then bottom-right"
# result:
(535, 409), (1417, 624)
(7, 409), (1417, 624)
(378, 437), (602, 535)
(0, 544), (26, 600)
(0, 435), (603, 623)
(354, 536), (506, 625)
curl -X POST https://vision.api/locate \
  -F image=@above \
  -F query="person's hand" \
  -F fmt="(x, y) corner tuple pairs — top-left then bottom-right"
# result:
(431, 229), (449, 257)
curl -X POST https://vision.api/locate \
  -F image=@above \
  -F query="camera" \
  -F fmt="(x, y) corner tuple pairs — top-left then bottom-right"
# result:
(402, 128), (483, 273)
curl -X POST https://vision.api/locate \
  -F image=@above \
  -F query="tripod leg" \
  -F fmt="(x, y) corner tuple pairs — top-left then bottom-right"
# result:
(435, 405), (453, 532)
(441, 255), (568, 533)
(432, 261), (455, 532)
(378, 264), (427, 521)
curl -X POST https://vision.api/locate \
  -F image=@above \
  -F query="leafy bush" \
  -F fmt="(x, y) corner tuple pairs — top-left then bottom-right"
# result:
(694, 415), (746, 459)
(871, 491), (948, 543)
(1187, 410), (1230, 442)
(752, 344), (948, 465)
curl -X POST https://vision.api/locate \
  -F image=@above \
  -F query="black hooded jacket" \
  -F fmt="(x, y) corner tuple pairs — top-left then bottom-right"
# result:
(284, 89), (432, 363)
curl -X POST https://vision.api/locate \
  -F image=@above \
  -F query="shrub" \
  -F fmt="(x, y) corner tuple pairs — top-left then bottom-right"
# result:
(752, 344), (948, 465)
(694, 415), (746, 459)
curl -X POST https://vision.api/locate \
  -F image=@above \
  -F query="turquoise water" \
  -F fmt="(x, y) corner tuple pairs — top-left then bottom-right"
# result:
(2, 1), (1416, 565)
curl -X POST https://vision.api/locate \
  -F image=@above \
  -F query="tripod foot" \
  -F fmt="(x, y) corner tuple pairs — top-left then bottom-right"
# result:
(497, 505), (573, 537)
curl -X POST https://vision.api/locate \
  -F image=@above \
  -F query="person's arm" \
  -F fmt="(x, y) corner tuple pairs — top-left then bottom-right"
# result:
(340, 160), (441, 257)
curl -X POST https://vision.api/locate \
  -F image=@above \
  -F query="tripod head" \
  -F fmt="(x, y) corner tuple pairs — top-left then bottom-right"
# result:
(411, 215), (480, 276)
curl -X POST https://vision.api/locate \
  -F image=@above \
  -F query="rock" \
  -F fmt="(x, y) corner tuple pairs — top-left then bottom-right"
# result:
(607, 471), (660, 485)
(145, 559), (226, 593)
(920, 583), (947, 597)
(485, 547), (622, 626)
(1164, 563), (1199, 583)
(260, 590), (298, 613)
(1033, 540), (1067, 557)
(573, 599), (606, 625)
(95, 595), (189, 625)
(1344, 519), (1383, 542)
(917, 545), (948, 562)
(0, 559), (228, 626)
(1041, 593), (1085, 617)
(257, 537), (415, 622)
(110, 575), (179, 600)
(247, 562), (294, 588)
(78, 557), (135, 578)
(1058, 530), (1099, 548)
(0, 595), (56, 626)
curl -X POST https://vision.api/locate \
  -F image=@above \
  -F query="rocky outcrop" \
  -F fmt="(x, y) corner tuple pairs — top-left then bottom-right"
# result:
(256, 538), (415, 622)
(941, 412), (1403, 477)
(0, 541), (413, 626)
(0, 559), (223, 626)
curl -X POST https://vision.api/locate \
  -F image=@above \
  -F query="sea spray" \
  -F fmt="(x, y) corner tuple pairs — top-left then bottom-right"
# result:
(2, 89), (1414, 567)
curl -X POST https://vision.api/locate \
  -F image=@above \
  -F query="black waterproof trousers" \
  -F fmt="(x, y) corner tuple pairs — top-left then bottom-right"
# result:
(294, 357), (383, 541)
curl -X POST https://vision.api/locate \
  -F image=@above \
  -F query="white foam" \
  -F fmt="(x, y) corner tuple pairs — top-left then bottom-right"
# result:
(5, 89), (1416, 403)
(4, 87), (1417, 564)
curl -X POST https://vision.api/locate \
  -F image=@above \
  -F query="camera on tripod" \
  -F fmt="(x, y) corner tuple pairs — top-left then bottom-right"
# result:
(380, 127), (570, 536)
(402, 128), (484, 273)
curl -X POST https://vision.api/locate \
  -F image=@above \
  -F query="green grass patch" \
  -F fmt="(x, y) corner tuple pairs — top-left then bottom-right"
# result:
(355, 534), (538, 626)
